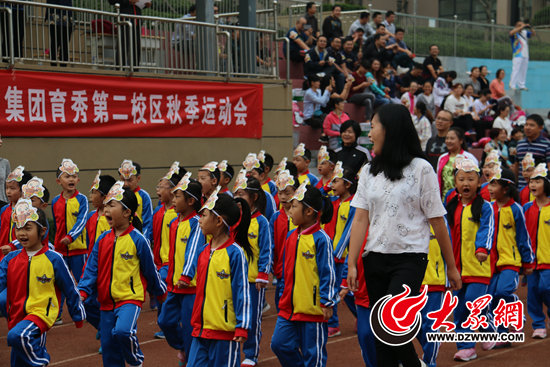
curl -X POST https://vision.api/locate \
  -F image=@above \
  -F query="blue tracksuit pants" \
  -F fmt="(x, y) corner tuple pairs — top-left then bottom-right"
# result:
(271, 316), (328, 367)
(356, 305), (376, 367)
(527, 269), (550, 330)
(158, 292), (195, 359)
(7, 320), (49, 367)
(417, 291), (443, 367)
(187, 337), (241, 367)
(242, 285), (265, 363)
(453, 282), (488, 350)
(486, 269), (519, 333)
(100, 303), (143, 367)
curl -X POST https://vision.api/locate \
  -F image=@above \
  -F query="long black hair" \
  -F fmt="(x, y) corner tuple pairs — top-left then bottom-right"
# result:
(370, 104), (426, 181)
(244, 177), (267, 215)
(210, 194), (253, 261)
(183, 179), (203, 213)
(301, 185), (334, 224)
(341, 167), (358, 195)
(496, 168), (519, 203)
(121, 188), (143, 232)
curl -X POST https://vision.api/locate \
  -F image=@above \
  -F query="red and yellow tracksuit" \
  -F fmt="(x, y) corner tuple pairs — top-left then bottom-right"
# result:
(52, 191), (89, 257)
(448, 196), (494, 350)
(158, 212), (205, 357)
(0, 204), (16, 252)
(523, 200), (550, 330)
(133, 187), (153, 241)
(153, 203), (177, 270)
(269, 209), (297, 309)
(86, 210), (110, 255)
(243, 211), (272, 363)
(0, 246), (85, 366)
(271, 223), (338, 367)
(79, 225), (166, 367)
(298, 170), (319, 187)
(520, 186), (535, 206)
(262, 179), (277, 198)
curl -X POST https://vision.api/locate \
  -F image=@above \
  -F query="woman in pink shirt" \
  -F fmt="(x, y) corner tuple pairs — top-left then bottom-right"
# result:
(323, 97), (350, 149)
(490, 69), (506, 99)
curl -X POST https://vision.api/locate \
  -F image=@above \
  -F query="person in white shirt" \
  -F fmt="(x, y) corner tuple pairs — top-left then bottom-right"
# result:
(303, 75), (332, 128)
(493, 104), (513, 139)
(444, 83), (475, 133)
(348, 11), (374, 40)
(400, 81), (418, 115)
(346, 104), (461, 367)
(412, 101), (432, 151)
(471, 88), (495, 138)
(433, 71), (456, 111)
(509, 21), (534, 90)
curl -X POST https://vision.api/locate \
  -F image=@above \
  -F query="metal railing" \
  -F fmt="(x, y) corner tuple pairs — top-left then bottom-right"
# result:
(0, 0), (286, 79)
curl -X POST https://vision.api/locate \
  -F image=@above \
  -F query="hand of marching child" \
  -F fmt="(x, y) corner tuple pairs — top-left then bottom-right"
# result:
(233, 336), (246, 343)
(60, 236), (71, 246)
(322, 306), (333, 321)
(0, 245), (11, 255)
(176, 280), (189, 288)
(339, 288), (349, 300)
(256, 282), (268, 291)
(523, 267), (534, 276)
(475, 252), (488, 263)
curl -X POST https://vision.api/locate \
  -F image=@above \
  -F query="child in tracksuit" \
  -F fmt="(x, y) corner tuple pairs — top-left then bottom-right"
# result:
(83, 171), (116, 334)
(327, 162), (357, 338)
(315, 146), (336, 197)
(446, 158), (494, 362)
(292, 143), (319, 186)
(519, 153), (536, 205)
(152, 162), (183, 338)
(233, 172), (272, 367)
(417, 226), (447, 367)
(157, 173), (205, 365)
(523, 163), (550, 339)
(243, 152), (278, 221)
(218, 160), (235, 197)
(119, 160), (153, 241)
(270, 167), (299, 310)
(0, 199), (85, 367)
(258, 150), (277, 197)
(197, 161), (221, 201)
(0, 166), (32, 256)
(271, 183), (338, 367)
(79, 182), (166, 367)
(486, 165), (534, 344)
(187, 187), (252, 367)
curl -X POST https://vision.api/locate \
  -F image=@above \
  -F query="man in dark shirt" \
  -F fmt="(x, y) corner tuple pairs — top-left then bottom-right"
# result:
(398, 63), (424, 93)
(285, 17), (310, 62)
(305, 2), (319, 38)
(514, 114), (550, 187)
(326, 37), (347, 92)
(362, 33), (393, 64)
(425, 110), (453, 169)
(322, 5), (343, 41)
(341, 37), (358, 73)
(423, 44), (444, 82)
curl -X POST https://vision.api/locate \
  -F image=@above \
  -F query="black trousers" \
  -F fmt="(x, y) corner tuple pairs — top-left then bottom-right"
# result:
(119, 17), (141, 68)
(0, 8), (25, 59)
(49, 23), (73, 66)
(363, 251), (428, 367)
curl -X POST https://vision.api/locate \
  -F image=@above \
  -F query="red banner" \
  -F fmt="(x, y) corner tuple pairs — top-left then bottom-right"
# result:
(0, 70), (263, 138)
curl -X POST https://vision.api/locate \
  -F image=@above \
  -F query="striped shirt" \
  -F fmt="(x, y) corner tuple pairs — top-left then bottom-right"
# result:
(516, 134), (550, 187)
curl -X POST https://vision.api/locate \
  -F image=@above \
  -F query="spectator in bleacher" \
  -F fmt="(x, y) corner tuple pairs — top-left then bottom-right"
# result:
(490, 68), (507, 100)
(362, 34), (393, 65)
(398, 63), (424, 94)
(387, 27), (414, 72)
(493, 104), (513, 139)
(328, 75), (353, 101)
(444, 83), (475, 133)
(0, 0), (24, 60)
(109, 0), (145, 68)
(417, 81), (435, 121)
(348, 60), (375, 121)
(484, 128), (511, 166)
(472, 88), (495, 138)
(322, 5), (343, 41)
(366, 58), (391, 106)
(478, 65), (490, 91)
(341, 37), (359, 73)
(433, 70), (456, 111)
(468, 67), (481, 97)
(303, 75), (332, 128)
(364, 23), (387, 48)
(304, 35), (339, 90)
(422, 44), (444, 82)
(514, 114), (550, 187)
(509, 21), (533, 90)
(323, 97), (351, 149)
(383, 62), (400, 103)
(400, 81), (418, 115)
(305, 2), (320, 39)
(46, 0), (73, 67)
(508, 127), (523, 162)
(437, 127), (478, 197)
(351, 28), (365, 58)
(172, 5), (196, 69)
(463, 84), (476, 113)
(348, 11), (373, 40)
(412, 101), (432, 151)
(285, 17), (310, 63)
(425, 110), (453, 169)
(326, 37), (347, 92)
(335, 120), (371, 174)
(371, 11), (383, 29)
(382, 10), (396, 36)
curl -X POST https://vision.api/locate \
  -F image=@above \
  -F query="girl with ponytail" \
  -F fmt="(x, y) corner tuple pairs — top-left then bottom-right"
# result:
(79, 181), (166, 367)
(271, 183), (338, 367)
(187, 187), (252, 367)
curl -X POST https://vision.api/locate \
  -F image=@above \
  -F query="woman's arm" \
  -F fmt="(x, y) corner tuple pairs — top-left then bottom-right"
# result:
(346, 208), (369, 292)
(429, 217), (462, 290)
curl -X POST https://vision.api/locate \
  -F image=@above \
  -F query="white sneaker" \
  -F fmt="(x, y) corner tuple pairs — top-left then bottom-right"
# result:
(397, 66), (410, 75)
(532, 328), (547, 339)
(241, 359), (256, 367)
(262, 302), (271, 314)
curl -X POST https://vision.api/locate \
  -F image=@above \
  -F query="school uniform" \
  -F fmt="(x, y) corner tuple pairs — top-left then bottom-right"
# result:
(418, 227), (446, 367)
(269, 209), (297, 310)
(79, 226), (166, 367)
(52, 191), (88, 282)
(329, 196), (355, 329)
(487, 199), (534, 332)
(523, 200), (550, 330)
(242, 211), (272, 364)
(0, 203), (16, 252)
(271, 223), (338, 367)
(298, 171), (319, 187)
(264, 191), (278, 221)
(520, 185), (534, 206)
(158, 212), (205, 359)
(0, 246), (85, 367)
(480, 182), (491, 202)
(133, 187), (153, 241)
(448, 197), (494, 350)
(262, 179), (277, 198)
(187, 238), (251, 367)
(315, 179), (334, 197)
(152, 203), (178, 276)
